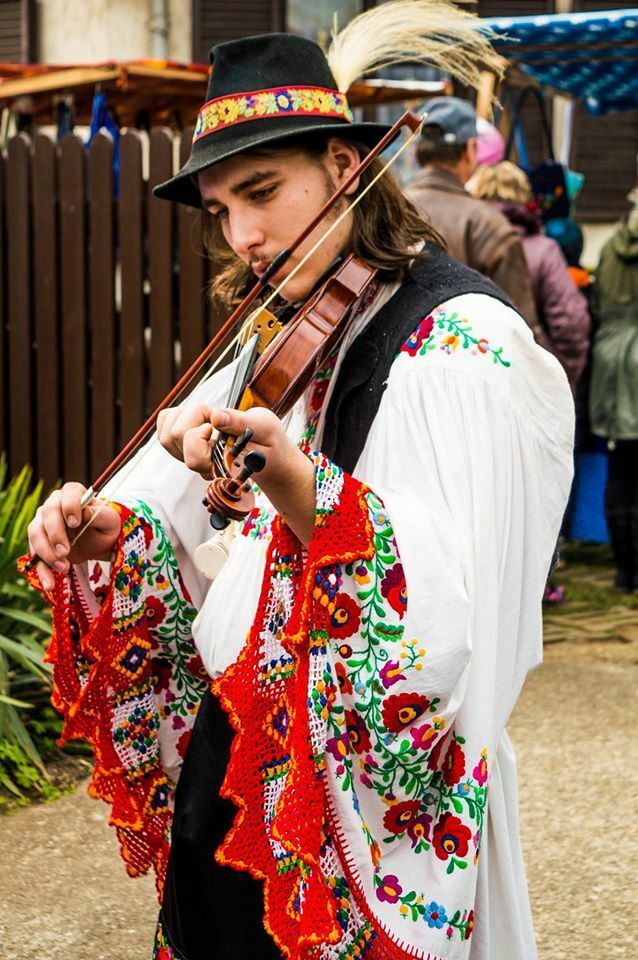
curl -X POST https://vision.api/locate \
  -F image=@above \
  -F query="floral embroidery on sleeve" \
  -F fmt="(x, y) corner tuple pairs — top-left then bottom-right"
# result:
(21, 500), (208, 895)
(401, 307), (511, 366)
(305, 487), (490, 948)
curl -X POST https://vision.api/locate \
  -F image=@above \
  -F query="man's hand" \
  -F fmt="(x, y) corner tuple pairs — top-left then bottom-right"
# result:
(27, 483), (122, 591)
(157, 404), (317, 545)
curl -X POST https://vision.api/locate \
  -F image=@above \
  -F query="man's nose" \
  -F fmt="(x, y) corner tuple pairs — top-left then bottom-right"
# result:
(227, 211), (265, 258)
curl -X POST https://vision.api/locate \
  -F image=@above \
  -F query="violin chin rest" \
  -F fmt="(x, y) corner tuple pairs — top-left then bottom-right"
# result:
(194, 526), (235, 580)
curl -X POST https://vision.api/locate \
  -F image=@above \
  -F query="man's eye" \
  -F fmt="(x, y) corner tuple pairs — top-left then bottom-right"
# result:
(251, 185), (277, 202)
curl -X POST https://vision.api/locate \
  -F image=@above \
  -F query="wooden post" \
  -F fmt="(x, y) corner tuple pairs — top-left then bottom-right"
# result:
(88, 132), (116, 480)
(59, 133), (88, 482)
(33, 132), (60, 487)
(148, 128), (175, 408)
(6, 133), (32, 475)
(118, 130), (145, 445)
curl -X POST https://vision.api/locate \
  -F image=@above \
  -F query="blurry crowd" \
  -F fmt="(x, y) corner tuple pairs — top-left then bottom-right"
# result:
(405, 97), (638, 598)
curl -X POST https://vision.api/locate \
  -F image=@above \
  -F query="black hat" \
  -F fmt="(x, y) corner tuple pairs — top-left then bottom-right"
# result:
(154, 33), (392, 208)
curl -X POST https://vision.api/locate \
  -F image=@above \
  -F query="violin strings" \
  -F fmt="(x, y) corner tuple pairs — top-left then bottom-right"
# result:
(44, 120), (424, 566)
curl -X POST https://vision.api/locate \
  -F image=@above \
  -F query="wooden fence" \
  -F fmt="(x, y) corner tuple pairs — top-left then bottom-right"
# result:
(0, 127), (223, 490)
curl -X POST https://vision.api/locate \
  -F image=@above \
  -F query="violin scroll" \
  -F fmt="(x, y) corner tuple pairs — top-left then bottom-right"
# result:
(203, 437), (267, 528)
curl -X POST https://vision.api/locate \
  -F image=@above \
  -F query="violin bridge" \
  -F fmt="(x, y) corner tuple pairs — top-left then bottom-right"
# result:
(239, 307), (283, 352)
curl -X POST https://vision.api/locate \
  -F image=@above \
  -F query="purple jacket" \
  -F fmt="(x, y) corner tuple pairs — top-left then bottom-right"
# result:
(499, 203), (591, 393)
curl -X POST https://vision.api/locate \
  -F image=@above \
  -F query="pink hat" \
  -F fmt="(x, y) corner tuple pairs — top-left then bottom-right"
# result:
(476, 117), (505, 166)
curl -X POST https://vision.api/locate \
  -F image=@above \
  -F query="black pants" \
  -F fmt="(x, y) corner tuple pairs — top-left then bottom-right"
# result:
(605, 439), (638, 587)
(160, 688), (282, 960)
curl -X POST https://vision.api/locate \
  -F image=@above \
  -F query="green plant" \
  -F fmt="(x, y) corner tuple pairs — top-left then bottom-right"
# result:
(0, 455), (55, 800)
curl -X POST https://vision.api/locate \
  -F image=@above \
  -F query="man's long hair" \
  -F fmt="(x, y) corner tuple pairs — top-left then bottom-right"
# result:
(203, 136), (443, 308)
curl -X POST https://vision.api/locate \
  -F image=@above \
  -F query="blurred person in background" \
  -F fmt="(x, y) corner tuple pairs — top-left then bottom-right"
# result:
(468, 161), (591, 397)
(544, 217), (593, 308)
(406, 97), (543, 339)
(470, 161), (592, 605)
(589, 194), (638, 593)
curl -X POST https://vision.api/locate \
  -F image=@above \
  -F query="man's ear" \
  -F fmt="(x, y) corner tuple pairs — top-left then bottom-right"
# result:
(325, 137), (362, 196)
(465, 138), (478, 169)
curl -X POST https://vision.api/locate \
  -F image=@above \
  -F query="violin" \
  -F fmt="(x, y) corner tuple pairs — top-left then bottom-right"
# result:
(200, 252), (378, 531)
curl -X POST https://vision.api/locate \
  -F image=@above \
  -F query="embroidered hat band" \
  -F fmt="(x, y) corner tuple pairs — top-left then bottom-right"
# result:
(154, 34), (391, 208)
(193, 85), (354, 144)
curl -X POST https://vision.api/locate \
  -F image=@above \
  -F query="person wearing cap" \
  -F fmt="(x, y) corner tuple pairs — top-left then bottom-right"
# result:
(24, 5), (573, 960)
(407, 97), (543, 341)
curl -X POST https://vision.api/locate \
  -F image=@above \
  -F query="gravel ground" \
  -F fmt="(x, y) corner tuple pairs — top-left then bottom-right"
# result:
(2, 634), (636, 959)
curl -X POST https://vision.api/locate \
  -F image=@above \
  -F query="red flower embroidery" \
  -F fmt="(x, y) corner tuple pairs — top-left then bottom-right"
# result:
(152, 658), (172, 694)
(345, 709), (371, 754)
(145, 595), (166, 627)
(383, 800), (421, 835)
(402, 315), (435, 356)
(334, 661), (353, 695)
(465, 909), (475, 940)
(185, 654), (208, 680)
(432, 812), (472, 861)
(309, 379), (329, 412)
(175, 729), (192, 759)
(381, 692), (430, 733)
(327, 593), (361, 640)
(139, 516), (154, 550)
(380, 563), (407, 619)
(442, 739), (466, 786)
(427, 730), (451, 771)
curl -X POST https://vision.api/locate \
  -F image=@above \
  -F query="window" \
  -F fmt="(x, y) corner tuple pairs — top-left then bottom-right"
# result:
(0, 0), (35, 62)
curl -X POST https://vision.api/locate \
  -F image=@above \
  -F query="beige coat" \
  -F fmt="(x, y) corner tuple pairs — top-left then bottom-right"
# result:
(407, 167), (544, 343)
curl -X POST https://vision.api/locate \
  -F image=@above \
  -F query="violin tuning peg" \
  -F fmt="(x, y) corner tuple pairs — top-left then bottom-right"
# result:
(209, 511), (231, 531)
(243, 450), (267, 475)
(230, 428), (254, 457)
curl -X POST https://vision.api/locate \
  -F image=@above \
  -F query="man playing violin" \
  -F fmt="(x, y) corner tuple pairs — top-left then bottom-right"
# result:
(24, 5), (573, 960)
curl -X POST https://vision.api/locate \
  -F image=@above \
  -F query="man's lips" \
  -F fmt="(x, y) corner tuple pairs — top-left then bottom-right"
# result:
(251, 259), (272, 278)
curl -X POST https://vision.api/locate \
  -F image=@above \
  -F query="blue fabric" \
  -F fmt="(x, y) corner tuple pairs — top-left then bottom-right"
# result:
(485, 9), (638, 115)
(87, 91), (120, 193)
(571, 442), (610, 544)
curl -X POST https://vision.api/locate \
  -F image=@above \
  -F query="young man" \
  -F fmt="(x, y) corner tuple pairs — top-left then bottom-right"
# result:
(406, 97), (542, 339)
(25, 10), (573, 960)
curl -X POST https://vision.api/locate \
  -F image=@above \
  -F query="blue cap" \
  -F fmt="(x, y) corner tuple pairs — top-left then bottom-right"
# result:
(421, 97), (477, 144)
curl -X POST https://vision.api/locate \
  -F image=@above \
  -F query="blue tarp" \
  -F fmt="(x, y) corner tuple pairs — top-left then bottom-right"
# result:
(484, 9), (638, 115)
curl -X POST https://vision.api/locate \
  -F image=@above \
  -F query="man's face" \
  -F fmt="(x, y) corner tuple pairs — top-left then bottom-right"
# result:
(198, 139), (361, 302)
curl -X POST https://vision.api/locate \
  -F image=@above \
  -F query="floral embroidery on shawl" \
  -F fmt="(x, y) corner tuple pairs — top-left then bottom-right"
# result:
(214, 453), (489, 958)
(401, 307), (511, 367)
(19, 501), (207, 896)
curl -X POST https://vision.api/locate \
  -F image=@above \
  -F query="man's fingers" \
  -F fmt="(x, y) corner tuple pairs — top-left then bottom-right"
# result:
(39, 491), (73, 563)
(28, 509), (59, 569)
(35, 560), (55, 592)
(183, 423), (215, 478)
(60, 482), (88, 530)
(210, 407), (280, 446)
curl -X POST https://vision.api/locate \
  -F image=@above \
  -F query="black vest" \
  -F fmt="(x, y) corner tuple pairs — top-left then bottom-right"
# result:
(322, 244), (515, 473)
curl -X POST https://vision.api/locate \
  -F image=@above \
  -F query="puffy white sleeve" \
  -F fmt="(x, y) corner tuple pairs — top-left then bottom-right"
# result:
(355, 293), (573, 737)
(303, 293), (573, 954)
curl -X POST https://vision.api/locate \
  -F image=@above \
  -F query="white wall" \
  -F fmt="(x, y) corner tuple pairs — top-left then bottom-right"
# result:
(37, 0), (191, 63)
(581, 223), (616, 271)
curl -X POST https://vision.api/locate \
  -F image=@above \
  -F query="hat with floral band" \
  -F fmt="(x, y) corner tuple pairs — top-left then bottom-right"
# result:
(154, 3), (502, 211)
(153, 33), (392, 208)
